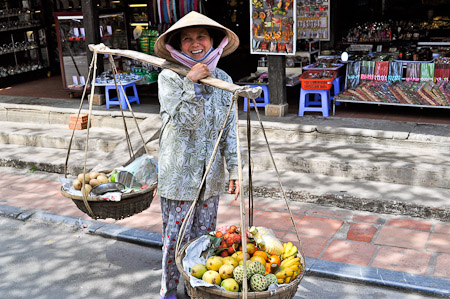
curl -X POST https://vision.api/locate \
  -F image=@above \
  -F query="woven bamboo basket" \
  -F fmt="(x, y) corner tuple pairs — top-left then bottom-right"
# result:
(60, 183), (157, 220)
(175, 238), (306, 299)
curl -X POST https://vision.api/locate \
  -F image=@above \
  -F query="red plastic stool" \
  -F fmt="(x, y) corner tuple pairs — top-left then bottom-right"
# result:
(243, 84), (269, 112)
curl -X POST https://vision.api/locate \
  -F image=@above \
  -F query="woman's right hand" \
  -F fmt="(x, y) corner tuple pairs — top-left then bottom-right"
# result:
(187, 63), (211, 83)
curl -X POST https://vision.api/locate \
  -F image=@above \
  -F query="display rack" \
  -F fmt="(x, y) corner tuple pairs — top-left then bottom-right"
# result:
(53, 12), (128, 94)
(250, 0), (297, 55)
(297, 0), (330, 41)
(0, 0), (50, 86)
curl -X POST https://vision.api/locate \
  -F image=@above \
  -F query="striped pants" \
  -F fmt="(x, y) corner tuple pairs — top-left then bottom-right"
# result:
(160, 196), (219, 297)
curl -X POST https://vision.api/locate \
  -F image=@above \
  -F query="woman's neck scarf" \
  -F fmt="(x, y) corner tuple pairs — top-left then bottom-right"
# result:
(165, 36), (229, 72)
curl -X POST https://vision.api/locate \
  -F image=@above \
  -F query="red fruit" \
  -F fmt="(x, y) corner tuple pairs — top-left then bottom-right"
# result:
(232, 234), (241, 244)
(215, 231), (223, 238)
(223, 232), (231, 240)
(226, 237), (234, 246)
(220, 250), (229, 257)
(227, 245), (236, 254)
(219, 240), (227, 248)
(229, 225), (237, 233)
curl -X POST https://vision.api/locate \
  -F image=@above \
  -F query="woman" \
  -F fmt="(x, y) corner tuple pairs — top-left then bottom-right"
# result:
(154, 11), (241, 299)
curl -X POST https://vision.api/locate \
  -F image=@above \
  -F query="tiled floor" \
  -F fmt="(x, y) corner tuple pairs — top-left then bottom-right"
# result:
(1, 75), (450, 125)
(1, 169), (450, 280)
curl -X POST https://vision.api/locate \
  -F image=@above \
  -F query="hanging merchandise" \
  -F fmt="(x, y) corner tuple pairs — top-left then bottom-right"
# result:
(155, 0), (200, 25)
(297, 0), (330, 41)
(250, 0), (297, 55)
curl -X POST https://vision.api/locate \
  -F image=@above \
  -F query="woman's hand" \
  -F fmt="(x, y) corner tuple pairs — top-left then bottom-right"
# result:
(228, 180), (240, 200)
(187, 63), (211, 83)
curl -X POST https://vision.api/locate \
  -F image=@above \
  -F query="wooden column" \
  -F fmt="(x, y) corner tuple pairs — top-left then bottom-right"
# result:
(82, 0), (104, 105)
(266, 55), (288, 117)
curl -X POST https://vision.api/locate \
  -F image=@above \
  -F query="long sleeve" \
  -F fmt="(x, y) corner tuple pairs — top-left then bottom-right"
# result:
(158, 69), (205, 130)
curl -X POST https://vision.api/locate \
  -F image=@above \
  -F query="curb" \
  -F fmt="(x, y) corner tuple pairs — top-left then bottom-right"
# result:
(1, 204), (449, 297)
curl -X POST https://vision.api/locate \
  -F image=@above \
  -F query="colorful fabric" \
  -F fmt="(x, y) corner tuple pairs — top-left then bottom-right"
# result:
(420, 63), (435, 82)
(160, 196), (219, 297)
(388, 62), (402, 82)
(166, 36), (229, 72)
(157, 68), (240, 202)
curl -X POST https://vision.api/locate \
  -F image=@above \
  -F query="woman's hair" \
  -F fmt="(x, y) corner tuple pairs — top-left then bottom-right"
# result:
(166, 25), (226, 50)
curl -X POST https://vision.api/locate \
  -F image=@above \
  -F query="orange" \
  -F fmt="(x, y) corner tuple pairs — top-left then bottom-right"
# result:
(268, 255), (281, 266)
(252, 250), (268, 261)
(264, 262), (272, 275)
(250, 255), (266, 266)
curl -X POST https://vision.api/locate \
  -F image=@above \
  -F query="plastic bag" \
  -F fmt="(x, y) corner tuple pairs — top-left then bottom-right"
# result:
(249, 226), (284, 256)
(115, 154), (158, 190)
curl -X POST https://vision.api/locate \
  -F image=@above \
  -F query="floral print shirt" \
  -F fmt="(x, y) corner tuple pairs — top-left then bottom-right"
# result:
(157, 68), (240, 201)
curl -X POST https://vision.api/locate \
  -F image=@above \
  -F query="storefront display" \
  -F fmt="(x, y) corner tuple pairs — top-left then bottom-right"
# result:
(53, 12), (128, 94)
(0, 0), (50, 85)
(250, 0), (297, 55)
(336, 58), (450, 109)
(297, 0), (330, 41)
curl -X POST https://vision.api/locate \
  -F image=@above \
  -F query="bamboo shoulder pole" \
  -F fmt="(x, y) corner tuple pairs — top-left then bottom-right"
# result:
(88, 43), (262, 99)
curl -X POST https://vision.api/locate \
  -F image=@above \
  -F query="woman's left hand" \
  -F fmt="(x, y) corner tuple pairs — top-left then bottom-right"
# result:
(228, 180), (240, 200)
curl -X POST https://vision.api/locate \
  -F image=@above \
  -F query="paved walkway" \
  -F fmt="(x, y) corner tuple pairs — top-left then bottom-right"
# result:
(1, 167), (450, 296)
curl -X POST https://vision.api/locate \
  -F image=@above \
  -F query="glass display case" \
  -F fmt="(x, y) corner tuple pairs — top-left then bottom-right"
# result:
(54, 12), (128, 93)
(0, 0), (50, 85)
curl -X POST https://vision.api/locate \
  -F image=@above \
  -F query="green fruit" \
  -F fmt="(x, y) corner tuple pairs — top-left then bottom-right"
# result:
(109, 171), (118, 182)
(265, 273), (277, 286)
(233, 265), (245, 284)
(248, 261), (265, 276)
(250, 274), (268, 292)
(221, 278), (239, 292)
(191, 264), (207, 279)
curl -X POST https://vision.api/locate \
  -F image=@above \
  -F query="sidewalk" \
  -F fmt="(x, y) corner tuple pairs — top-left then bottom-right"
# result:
(1, 166), (450, 296)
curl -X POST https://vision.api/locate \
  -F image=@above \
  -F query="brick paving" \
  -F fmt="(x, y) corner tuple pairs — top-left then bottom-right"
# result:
(1, 169), (450, 281)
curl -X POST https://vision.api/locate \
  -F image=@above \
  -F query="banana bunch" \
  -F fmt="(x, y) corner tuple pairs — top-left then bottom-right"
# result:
(281, 242), (298, 259)
(275, 255), (302, 284)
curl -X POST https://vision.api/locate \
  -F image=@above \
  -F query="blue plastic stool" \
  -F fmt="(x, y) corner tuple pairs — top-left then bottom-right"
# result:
(243, 84), (269, 112)
(105, 82), (140, 110)
(298, 88), (331, 117)
(331, 75), (345, 105)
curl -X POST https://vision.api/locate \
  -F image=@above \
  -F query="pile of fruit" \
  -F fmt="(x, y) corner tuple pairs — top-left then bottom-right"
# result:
(72, 172), (110, 196)
(189, 225), (302, 293)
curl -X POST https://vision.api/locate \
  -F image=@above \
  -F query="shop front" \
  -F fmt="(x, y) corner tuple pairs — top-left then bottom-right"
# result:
(1, 0), (449, 119)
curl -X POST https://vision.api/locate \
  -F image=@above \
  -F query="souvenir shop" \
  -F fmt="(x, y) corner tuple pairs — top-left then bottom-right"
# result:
(1, 0), (449, 116)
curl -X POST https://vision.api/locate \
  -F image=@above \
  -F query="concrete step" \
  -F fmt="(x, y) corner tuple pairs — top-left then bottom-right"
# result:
(0, 121), (125, 152)
(240, 138), (449, 189)
(144, 128), (450, 190)
(0, 99), (149, 129)
(246, 169), (450, 221)
(239, 116), (450, 153)
(0, 143), (106, 175)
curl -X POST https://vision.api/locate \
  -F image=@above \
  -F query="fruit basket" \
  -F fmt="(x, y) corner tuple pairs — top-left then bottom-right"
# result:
(60, 182), (156, 220)
(299, 70), (336, 90)
(175, 227), (306, 299)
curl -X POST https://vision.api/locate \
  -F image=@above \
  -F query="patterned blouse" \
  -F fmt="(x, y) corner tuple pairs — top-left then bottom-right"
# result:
(157, 68), (240, 201)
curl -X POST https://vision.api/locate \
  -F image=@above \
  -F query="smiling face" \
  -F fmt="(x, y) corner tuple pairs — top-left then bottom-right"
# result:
(180, 27), (212, 60)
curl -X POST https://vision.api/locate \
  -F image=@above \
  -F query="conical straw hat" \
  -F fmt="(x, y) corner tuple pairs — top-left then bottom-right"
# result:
(154, 11), (239, 63)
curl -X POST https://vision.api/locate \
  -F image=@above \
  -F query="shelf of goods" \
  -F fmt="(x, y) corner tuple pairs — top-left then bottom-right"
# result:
(53, 12), (128, 93)
(334, 57), (450, 114)
(0, 0), (50, 85)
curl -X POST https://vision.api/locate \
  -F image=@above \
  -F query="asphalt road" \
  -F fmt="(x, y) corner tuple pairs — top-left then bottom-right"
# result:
(0, 217), (440, 299)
